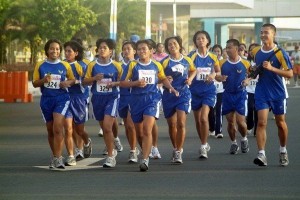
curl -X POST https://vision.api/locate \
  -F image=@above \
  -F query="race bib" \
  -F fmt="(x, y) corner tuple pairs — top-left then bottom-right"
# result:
(138, 70), (155, 84)
(44, 74), (61, 89)
(96, 78), (112, 92)
(196, 67), (211, 81)
(249, 79), (257, 86)
(171, 64), (185, 76)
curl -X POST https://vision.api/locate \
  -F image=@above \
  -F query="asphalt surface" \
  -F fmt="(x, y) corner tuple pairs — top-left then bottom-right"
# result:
(0, 85), (300, 200)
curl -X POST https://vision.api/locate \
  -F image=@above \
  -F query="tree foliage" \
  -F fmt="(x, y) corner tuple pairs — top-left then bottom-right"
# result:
(0, 0), (149, 65)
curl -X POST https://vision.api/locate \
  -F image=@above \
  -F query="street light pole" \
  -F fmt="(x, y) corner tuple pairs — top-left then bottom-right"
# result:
(173, 0), (177, 36)
(145, 0), (151, 39)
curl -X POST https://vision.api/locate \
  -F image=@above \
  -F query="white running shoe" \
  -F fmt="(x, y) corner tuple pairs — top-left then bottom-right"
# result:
(199, 144), (210, 159)
(174, 150), (183, 164)
(103, 156), (116, 168)
(209, 131), (215, 136)
(75, 148), (84, 160)
(114, 137), (123, 152)
(98, 128), (103, 137)
(150, 146), (161, 159)
(128, 147), (140, 163)
(139, 158), (149, 172)
(65, 156), (76, 166)
(53, 156), (65, 169)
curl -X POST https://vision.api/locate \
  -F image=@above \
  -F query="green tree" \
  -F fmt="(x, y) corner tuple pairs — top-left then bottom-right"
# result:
(0, 0), (16, 64)
(34, 0), (97, 42)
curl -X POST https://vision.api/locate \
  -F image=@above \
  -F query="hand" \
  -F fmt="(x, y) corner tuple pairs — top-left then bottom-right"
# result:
(43, 74), (51, 83)
(205, 74), (214, 83)
(136, 79), (147, 88)
(166, 76), (173, 84)
(94, 73), (104, 81)
(220, 75), (228, 82)
(59, 81), (71, 89)
(107, 82), (114, 88)
(242, 78), (250, 87)
(185, 77), (192, 86)
(263, 61), (273, 71)
(169, 87), (179, 97)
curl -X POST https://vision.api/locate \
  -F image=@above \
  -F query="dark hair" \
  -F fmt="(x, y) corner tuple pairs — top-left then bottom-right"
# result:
(262, 23), (276, 33)
(164, 36), (183, 54)
(122, 41), (136, 51)
(247, 43), (260, 61)
(44, 39), (62, 57)
(239, 43), (247, 50)
(156, 43), (164, 49)
(212, 44), (223, 55)
(147, 39), (156, 50)
(192, 30), (211, 48)
(226, 39), (240, 47)
(71, 37), (83, 46)
(136, 39), (154, 50)
(95, 38), (116, 52)
(64, 40), (84, 61)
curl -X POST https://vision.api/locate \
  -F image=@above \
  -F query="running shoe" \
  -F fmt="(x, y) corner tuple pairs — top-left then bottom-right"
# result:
(150, 146), (161, 159)
(229, 143), (239, 154)
(49, 156), (54, 169)
(241, 139), (249, 153)
(199, 144), (210, 159)
(84, 138), (92, 158)
(174, 150), (183, 164)
(247, 129), (253, 136)
(209, 130), (215, 136)
(215, 133), (223, 139)
(253, 153), (267, 166)
(114, 137), (123, 152)
(103, 156), (116, 168)
(98, 128), (103, 137)
(53, 156), (65, 169)
(75, 148), (84, 160)
(128, 147), (140, 163)
(279, 152), (289, 166)
(65, 156), (76, 166)
(139, 158), (149, 172)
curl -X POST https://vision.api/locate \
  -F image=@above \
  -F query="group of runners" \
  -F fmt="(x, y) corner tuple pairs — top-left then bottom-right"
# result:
(32, 23), (293, 172)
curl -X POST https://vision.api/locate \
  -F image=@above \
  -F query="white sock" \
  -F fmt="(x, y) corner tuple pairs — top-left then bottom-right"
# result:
(231, 140), (237, 144)
(241, 137), (247, 141)
(258, 150), (265, 156)
(280, 146), (287, 153)
(201, 144), (207, 149)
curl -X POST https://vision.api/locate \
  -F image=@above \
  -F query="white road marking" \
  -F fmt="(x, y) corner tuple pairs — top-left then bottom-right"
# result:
(34, 157), (105, 171)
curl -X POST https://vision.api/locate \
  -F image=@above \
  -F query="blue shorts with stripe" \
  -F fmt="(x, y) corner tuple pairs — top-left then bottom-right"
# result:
(191, 90), (216, 111)
(162, 88), (191, 118)
(255, 98), (287, 115)
(40, 93), (70, 122)
(222, 90), (248, 116)
(118, 95), (131, 119)
(65, 95), (88, 124)
(129, 92), (161, 123)
(91, 94), (119, 121)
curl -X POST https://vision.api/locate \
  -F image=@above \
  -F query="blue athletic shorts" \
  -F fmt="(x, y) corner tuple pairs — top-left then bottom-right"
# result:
(191, 91), (216, 111)
(40, 93), (70, 122)
(118, 95), (131, 119)
(255, 98), (287, 115)
(222, 90), (248, 116)
(129, 93), (161, 123)
(162, 89), (191, 118)
(65, 95), (88, 124)
(91, 94), (119, 121)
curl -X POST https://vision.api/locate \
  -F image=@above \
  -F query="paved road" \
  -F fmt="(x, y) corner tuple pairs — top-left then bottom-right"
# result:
(0, 87), (300, 200)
